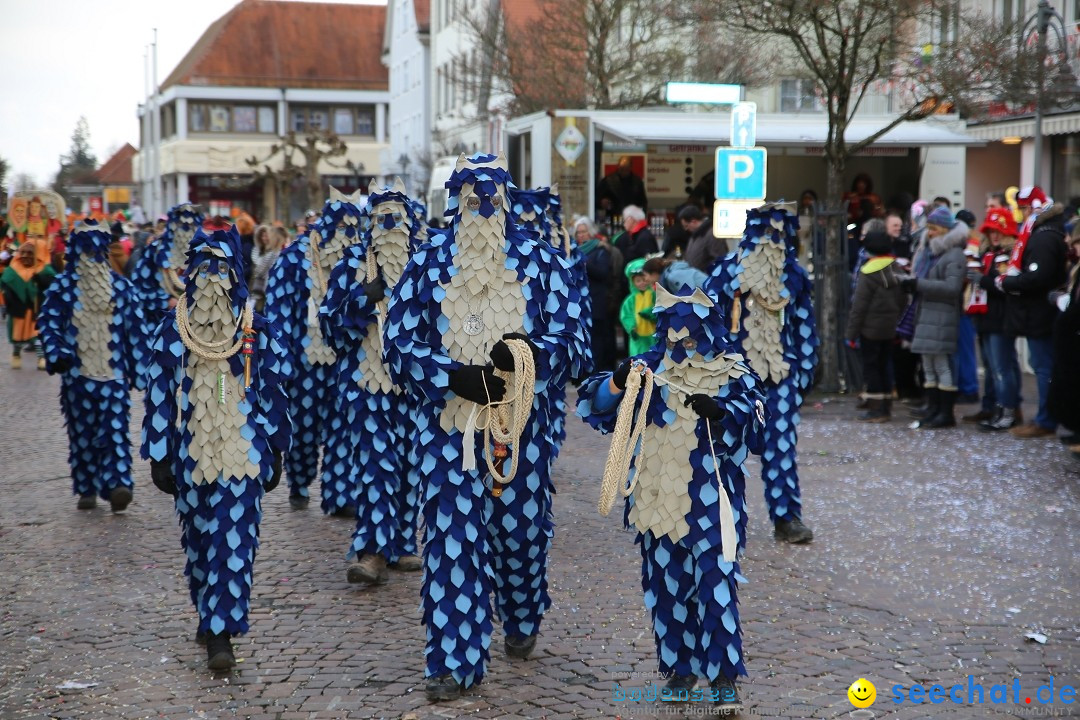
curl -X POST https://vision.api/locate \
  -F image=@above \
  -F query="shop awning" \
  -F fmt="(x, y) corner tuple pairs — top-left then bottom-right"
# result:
(966, 112), (1080, 141)
(589, 112), (983, 147)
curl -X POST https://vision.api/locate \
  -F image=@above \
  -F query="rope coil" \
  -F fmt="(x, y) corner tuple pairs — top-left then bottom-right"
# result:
(462, 338), (536, 485)
(176, 293), (253, 361)
(596, 362), (741, 562)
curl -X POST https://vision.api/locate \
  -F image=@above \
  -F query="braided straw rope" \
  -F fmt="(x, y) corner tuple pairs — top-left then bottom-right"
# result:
(465, 338), (536, 484)
(598, 363), (653, 516)
(176, 293), (253, 361)
(595, 361), (741, 561)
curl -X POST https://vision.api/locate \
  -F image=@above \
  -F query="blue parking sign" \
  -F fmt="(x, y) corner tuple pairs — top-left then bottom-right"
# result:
(714, 147), (767, 201)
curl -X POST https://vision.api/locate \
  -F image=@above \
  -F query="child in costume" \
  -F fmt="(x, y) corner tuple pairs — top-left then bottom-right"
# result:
(141, 226), (290, 670)
(319, 179), (425, 583)
(383, 153), (587, 701)
(621, 257), (658, 356)
(131, 203), (203, 330)
(704, 205), (819, 543)
(264, 188), (362, 512)
(577, 284), (765, 711)
(38, 221), (148, 512)
(2, 242), (56, 369)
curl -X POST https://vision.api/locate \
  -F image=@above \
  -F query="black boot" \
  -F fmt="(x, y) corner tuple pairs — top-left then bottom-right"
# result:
(195, 624), (207, 645)
(909, 387), (940, 419)
(425, 674), (464, 702)
(711, 675), (744, 711)
(109, 486), (133, 513)
(206, 632), (235, 671)
(288, 493), (309, 510)
(664, 673), (698, 699)
(981, 406), (1018, 431)
(857, 398), (889, 423)
(76, 494), (97, 510)
(505, 633), (538, 659)
(923, 389), (957, 428)
(774, 517), (814, 543)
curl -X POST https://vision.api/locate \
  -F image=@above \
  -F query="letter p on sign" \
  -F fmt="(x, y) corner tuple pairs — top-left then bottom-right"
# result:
(714, 147), (767, 202)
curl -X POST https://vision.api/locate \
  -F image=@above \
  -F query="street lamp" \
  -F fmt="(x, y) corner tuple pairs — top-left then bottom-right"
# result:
(1021, 0), (1080, 187)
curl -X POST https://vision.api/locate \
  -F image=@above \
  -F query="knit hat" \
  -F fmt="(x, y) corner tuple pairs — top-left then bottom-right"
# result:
(926, 206), (956, 229)
(954, 209), (976, 228)
(979, 207), (1018, 238)
(863, 230), (893, 257)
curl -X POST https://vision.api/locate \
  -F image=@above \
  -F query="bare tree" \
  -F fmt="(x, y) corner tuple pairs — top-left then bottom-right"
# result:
(13, 172), (39, 194)
(246, 131), (354, 223)
(703, 0), (1037, 390)
(454, 0), (773, 118)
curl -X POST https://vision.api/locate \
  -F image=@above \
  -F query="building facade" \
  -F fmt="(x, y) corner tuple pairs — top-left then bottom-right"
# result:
(135, 0), (390, 221)
(381, 0), (432, 196)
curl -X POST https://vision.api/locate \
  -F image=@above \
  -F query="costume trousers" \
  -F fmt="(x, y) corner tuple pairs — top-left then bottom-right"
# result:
(759, 375), (804, 522)
(175, 475), (264, 636)
(284, 360), (334, 497)
(639, 532), (745, 682)
(349, 391), (421, 562)
(60, 376), (133, 499)
(420, 424), (554, 688)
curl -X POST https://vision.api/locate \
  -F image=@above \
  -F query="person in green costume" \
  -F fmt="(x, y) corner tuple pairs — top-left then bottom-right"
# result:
(620, 257), (658, 356)
(1, 243), (56, 369)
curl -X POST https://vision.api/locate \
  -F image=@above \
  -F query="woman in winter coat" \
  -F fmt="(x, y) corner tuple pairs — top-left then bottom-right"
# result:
(845, 231), (906, 422)
(573, 216), (616, 372)
(901, 207), (968, 428)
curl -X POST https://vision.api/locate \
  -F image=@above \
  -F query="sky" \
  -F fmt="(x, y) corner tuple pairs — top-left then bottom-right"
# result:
(0, 0), (386, 191)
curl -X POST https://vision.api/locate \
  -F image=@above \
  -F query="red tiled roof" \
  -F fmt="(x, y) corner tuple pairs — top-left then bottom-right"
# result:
(414, 0), (430, 33)
(162, 0), (388, 91)
(95, 143), (137, 185)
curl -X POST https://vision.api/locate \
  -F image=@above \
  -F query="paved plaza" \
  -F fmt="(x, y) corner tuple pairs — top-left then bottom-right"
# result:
(1, 345), (1077, 719)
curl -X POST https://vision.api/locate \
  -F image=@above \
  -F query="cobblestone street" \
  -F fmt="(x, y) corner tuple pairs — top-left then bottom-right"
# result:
(1, 342), (1077, 719)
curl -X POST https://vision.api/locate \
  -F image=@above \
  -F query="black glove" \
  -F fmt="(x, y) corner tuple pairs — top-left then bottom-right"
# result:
(684, 393), (725, 420)
(264, 451), (282, 493)
(611, 359), (633, 390)
(363, 276), (387, 303)
(899, 277), (918, 294)
(150, 460), (177, 497)
(49, 357), (72, 375)
(490, 332), (541, 371)
(447, 364), (506, 404)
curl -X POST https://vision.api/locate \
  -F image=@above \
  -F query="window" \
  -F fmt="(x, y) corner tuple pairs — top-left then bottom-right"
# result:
(334, 108), (354, 135)
(258, 107), (275, 133)
(780, 79), (823, 113)
(355, 108), (375, 136)
(291, 109), (308, 132)
(208, 105), (230, 132)
(162, 103), (176, 137)
(309, 109), (328, 131)
(233, 106), (257, 133)
(190, 104), (208, 132)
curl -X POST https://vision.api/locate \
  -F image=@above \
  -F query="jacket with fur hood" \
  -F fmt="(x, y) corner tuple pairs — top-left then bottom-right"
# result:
(910, 222), (968, 355)
(846, 256), (906, 341)
(1001, 203), (1068, 338)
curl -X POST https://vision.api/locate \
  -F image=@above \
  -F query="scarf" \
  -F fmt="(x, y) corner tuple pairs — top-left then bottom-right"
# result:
(579, 238), (600, 255)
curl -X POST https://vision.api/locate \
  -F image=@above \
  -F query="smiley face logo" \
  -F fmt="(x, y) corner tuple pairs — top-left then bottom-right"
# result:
(848, 678), (876, 708)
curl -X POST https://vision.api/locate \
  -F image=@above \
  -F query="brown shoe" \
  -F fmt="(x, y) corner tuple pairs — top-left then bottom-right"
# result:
(1009, 423), (1055, 439)
(347, 553), (389, 584)
(389, 554), (423, 572)
(10, 354), (21, 370)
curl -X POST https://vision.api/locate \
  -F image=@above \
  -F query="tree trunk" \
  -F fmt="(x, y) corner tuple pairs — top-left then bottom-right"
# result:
(816, 155), (847, 393)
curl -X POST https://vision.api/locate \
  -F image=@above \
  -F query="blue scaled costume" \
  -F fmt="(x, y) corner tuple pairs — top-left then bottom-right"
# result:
(264, 190), (362, 511)
(576, 284), (765, 699)
(131, 203), (203, 330)
(703, 206), (819, 539)
(141, 227), (291, 669)
(38, 221), (149, 511)
(319, 180), (425, 577)
(509, 186), (593, 454)
(383, 154), (587, 699)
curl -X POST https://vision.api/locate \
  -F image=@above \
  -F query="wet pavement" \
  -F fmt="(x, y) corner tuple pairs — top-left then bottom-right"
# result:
(1, 341), (1077, 719)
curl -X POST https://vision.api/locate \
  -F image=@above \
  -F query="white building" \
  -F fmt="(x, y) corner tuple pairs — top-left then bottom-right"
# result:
(381, 0), (432, 196)
(135, 0), (390, 221)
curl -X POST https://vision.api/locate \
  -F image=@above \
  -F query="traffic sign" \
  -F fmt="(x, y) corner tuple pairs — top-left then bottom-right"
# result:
(714, 147), (767, 201)
(713, 200), (761, 238)
(731, 102), (757, 148)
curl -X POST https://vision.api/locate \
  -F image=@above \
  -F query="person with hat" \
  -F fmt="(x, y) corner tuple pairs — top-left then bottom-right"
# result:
(37, 220), (150, 511)
(141, 225), (290, 670)
(996, 187), (1068, 438)
(1, 242), (56, 369)
(900, 206), (969, 429)
(845, 230), (907, 422)
(968, 208), (1023, 430)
